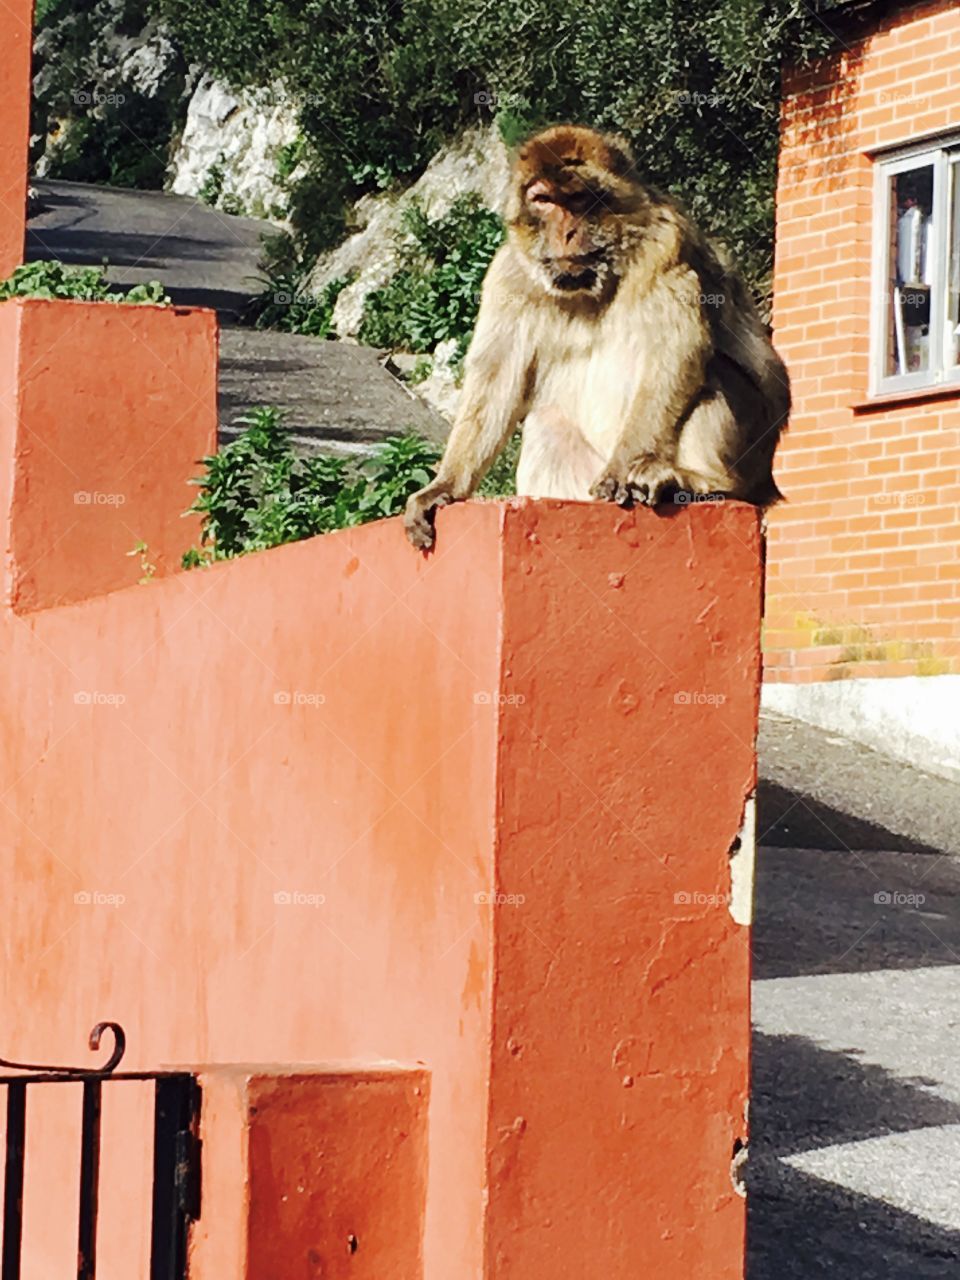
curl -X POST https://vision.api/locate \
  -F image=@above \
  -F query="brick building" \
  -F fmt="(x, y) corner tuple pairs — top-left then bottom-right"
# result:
(764, 0), (960, 775)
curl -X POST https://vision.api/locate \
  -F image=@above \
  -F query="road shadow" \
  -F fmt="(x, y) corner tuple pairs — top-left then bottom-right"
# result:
(749, 1032), (960, 1277)
(752, 1031), (960, 1157)
(757, 777), (945, 855)
(749, 1159), (960, 1278)
(753, 838), (960, 978)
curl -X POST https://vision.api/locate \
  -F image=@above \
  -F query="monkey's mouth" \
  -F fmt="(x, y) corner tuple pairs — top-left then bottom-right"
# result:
(552, 268), (598, 292)
(544, 251), (607, 295)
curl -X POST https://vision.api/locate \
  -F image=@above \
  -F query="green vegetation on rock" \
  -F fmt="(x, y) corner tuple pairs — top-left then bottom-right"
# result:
(0, 261), (170, 305)
(245, 233), (352, 338)
(359, 196), (505, 359)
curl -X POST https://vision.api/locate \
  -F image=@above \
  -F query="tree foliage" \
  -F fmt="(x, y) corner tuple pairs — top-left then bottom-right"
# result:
(151, 0), (837, 291)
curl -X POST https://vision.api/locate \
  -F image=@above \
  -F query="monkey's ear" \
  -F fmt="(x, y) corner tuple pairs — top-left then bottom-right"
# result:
(601, 132), (637, 177)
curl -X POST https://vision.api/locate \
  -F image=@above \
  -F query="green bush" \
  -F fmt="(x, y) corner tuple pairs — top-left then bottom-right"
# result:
(244, 234), (352, 337)
(359, 196), (504, 358)
(183, 407), (519, 563)
(0, 261), (169, 304)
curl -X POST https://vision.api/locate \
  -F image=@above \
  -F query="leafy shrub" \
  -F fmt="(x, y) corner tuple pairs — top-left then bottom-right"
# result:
(258, 274), (350, 338)
(275, 136), (306, 183)
(197, 158), (227, 207)
(183, 407), (519, 563)
(197, 155), (247, 215)
(359, 196), (504, 357)
(243, 233), (352, 337)
(0, 261), (169, 304)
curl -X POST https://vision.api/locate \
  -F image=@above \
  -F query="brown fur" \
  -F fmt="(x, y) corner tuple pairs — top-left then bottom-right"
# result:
(405, 125), (790, 549)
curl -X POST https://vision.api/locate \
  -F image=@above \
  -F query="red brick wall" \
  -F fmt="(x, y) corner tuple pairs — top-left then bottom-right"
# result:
(767, 0), (960, 682)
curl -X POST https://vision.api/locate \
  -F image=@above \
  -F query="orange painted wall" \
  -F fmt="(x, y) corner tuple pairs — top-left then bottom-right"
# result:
(0, 0), (32, 277)
(768, 0), (960, 682)
(0, 0), (760, 1269)
(0, 494), (761, 1277)
(0, 299), (216, 610)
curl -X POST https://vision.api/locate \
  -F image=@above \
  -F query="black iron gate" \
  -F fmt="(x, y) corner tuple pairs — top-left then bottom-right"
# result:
(0, 1023), (200, 1280)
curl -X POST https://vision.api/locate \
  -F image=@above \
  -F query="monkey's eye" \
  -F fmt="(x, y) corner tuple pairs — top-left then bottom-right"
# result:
(529, 191), (554, 205)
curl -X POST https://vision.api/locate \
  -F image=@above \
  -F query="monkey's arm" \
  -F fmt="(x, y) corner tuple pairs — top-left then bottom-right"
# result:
(405, 255), (533, 549)
(591, 267), (711, 506)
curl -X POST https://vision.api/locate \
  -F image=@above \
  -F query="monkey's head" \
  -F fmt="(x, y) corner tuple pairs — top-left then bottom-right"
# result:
(507, 125), (644, 299)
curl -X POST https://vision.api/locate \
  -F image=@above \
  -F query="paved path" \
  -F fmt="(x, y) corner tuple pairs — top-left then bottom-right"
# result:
(753, 712), (960, 1276)
(26, 180), (447, 453)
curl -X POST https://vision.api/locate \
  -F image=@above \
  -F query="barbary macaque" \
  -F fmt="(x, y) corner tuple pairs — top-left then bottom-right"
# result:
(404, 124), (790, 549)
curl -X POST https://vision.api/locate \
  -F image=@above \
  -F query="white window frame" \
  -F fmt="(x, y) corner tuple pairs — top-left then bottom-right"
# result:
(870, 135), (960, 397)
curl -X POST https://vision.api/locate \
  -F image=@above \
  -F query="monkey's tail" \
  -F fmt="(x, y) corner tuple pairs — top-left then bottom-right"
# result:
(755, 476), (785, 506)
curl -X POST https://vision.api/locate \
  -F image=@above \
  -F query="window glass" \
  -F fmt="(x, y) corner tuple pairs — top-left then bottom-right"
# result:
(885, 165), (934, 377)
(947, 160), (960, 369)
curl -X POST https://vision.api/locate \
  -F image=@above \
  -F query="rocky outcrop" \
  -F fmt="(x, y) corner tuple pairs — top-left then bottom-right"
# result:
(308, 125), (511, 344)
(167, 74), (304, 219)
(32, 4), (185, 181)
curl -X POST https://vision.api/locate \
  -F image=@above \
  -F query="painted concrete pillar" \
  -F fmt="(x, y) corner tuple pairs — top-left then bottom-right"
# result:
(189, 1067), (430, 1278)
(482, 500), (759, 1276)
(0, 298), (217, 610)
(0, 0), (32, 277)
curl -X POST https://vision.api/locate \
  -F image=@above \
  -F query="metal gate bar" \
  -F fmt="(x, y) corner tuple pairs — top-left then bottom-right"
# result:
(77, 1079), (102, 1280)
(150, 1076), (200, 1280)
(0, 1026), (199, 1280)
(1, 1083), (25, 1280)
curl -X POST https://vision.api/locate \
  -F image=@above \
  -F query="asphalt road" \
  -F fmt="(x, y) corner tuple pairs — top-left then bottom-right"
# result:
(26, 180), (447, 453)
(753, 711), (960, 1277)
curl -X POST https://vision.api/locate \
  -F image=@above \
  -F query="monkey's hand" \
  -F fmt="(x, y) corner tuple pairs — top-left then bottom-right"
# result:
(404, 483), (456, 550)
(591, 455), (684, 507)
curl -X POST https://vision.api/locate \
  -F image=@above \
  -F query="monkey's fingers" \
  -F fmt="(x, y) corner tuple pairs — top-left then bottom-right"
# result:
(590, 472), (634, 506)
(404, 504), (437, 551)
(623, 461), (685, 507)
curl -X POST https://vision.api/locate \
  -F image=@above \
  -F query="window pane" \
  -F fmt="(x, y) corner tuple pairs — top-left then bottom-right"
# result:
(885, 165), (934, 377)
(948, 160), (960, 369)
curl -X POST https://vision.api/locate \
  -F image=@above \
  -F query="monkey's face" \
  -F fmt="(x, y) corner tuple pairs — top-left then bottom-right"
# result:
(516, 176), (619, 299)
